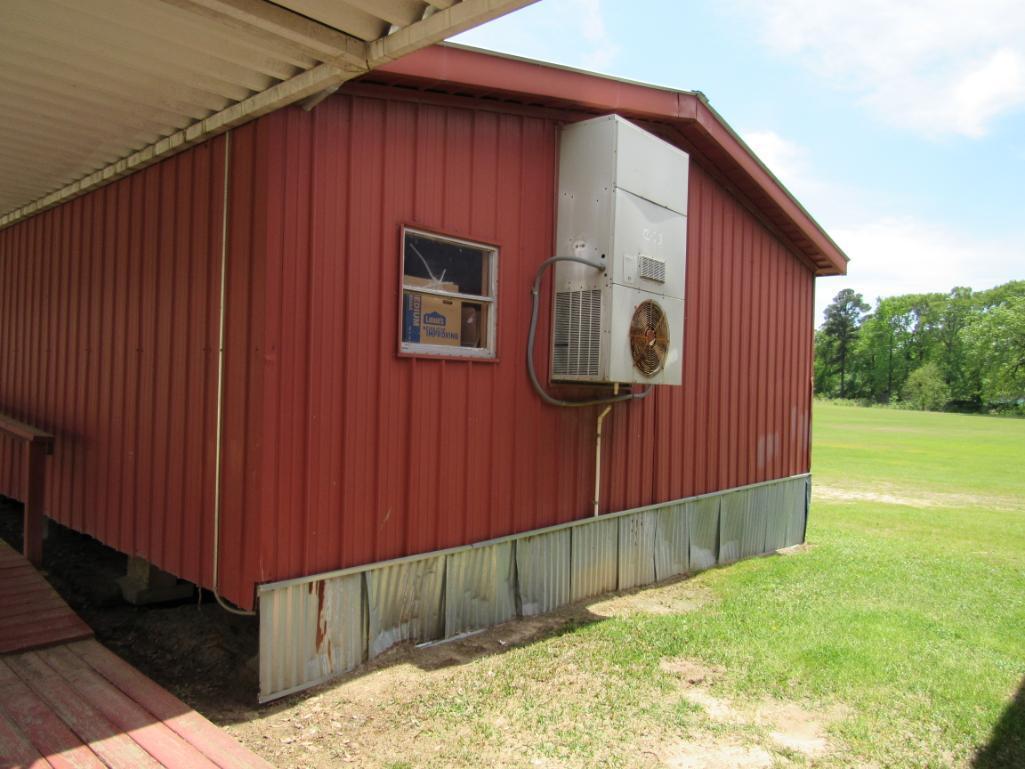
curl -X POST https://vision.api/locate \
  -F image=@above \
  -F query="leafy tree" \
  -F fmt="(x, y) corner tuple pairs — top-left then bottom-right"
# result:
(856, 296), (915, 402)
(819, 289), (869, 398)
(901, 362), (951, 411)
(962, 295), (1025, 405)
(933, 287), (978, 402)
(813, 280), (1025, 413)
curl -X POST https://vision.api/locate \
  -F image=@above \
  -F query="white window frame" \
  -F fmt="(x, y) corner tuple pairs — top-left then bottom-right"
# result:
(399, 227), (498, 359)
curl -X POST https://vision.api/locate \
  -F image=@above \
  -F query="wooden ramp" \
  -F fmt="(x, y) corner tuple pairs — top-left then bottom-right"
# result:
(0, 540), (92, 654)
(0, 542), (274, 769)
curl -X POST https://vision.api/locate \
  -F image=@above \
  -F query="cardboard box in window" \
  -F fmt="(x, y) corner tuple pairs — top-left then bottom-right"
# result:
(404, 275), (460, 293)
(403, 291), (461, 346)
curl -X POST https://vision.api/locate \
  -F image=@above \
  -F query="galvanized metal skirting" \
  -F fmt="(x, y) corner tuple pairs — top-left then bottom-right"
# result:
(257, 473), (811, 702)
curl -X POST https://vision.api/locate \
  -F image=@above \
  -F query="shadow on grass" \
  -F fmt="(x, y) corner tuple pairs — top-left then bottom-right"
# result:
(973, 677), (1025, 769)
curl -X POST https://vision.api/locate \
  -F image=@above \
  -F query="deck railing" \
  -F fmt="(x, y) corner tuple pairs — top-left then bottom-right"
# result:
(0, 414), (54, 566)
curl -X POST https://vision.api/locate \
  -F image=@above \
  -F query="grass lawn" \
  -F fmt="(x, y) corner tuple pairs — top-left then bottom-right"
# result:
(243, 403), (1025, 768)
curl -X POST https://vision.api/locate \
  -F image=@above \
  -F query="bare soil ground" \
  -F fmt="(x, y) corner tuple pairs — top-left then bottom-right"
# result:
(813, 483), (1023, 512)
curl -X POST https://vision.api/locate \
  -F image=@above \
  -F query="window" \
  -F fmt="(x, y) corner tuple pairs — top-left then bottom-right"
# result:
(400, 228), (497, 358)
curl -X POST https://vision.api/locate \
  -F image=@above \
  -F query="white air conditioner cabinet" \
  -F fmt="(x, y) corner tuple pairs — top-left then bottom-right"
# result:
(551, 114), (689, 385)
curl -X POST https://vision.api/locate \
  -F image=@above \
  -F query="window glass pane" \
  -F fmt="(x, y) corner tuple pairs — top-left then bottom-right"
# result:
(404, 232), (489, 297)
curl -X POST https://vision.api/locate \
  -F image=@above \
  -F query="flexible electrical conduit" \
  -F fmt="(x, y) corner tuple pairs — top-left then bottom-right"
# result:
(527, 256), (651, 408)
(212, 131), (255, 617)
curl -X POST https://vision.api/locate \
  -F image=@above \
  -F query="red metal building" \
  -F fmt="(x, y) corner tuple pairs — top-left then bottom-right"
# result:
(0, 44), (846, 699)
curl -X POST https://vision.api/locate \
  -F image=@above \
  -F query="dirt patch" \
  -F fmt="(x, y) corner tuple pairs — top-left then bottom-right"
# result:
(659, 658), (723, 686)
(814, 485), (943, 508)
(660, 655), (848, 760)
(662, 738), (773, 769)
(814, 483), (1022, 512)
(756, 699), (848, 757)
(588, 579), (713, 618)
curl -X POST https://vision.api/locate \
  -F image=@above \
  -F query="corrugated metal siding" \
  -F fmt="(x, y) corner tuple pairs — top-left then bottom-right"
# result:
(365, 556), (445, 657)
(444, 542), (516, 636)
(654, 503), (688, 581)
(257, 473), (811, 701)
(0, 138), (227, 595)
(618, 511), (656, 590)
(688, 497), (720, 571)
(258, 572), (364, 700)
(570, 517), (619, 602)
(0, 88), (815, 609)
(228, 93), (816, 601)
(515, 529), (571, 616)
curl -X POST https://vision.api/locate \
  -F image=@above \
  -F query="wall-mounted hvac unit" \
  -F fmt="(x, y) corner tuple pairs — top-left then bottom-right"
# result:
(551, 115), (689, 386)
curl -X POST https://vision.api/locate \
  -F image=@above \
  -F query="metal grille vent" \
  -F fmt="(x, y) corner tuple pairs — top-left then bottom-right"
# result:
(629, 299), (669, 376)
(553, 290), (602, 377)
(639, 255), (666, 283)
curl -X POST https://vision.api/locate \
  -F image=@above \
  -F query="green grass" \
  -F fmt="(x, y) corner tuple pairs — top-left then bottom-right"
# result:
(644, 404), (1025, 766)
(294, 404), (1025, 768)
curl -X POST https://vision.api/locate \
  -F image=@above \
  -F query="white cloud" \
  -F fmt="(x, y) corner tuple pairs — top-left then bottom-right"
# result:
(738, 0), (1025, 138)
(740, 129), (1024, 321)
(817, 216), (1025, 322)
(740, 128), (870, 226)
(571, 0), (621, 70)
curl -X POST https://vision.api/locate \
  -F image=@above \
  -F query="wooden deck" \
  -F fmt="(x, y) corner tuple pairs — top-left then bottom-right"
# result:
(0, 541), (92, 654)
(0, 542), (274, 769)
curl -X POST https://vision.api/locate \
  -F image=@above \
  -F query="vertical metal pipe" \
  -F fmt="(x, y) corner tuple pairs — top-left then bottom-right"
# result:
(593, 384), (619, 516)
(210, 131), (255, 616)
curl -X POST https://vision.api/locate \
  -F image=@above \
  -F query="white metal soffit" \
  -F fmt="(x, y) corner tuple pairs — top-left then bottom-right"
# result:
(0, 0), (535, 228)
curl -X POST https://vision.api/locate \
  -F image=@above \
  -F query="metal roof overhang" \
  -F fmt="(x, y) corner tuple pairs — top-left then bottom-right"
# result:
(362, 44), (849, 277)
(0, 0), (536, 229)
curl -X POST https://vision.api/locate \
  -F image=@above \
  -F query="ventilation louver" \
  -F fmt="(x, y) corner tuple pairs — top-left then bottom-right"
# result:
(629, 299), (669, 376)
(553, 289), (602, 377)
(638, 255), (666, 283)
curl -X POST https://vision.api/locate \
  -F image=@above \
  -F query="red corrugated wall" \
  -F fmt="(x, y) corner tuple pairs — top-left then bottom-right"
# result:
(217, 93), (814, 606)
(0, 138), (227, 593)
(0, 91), (814, 610)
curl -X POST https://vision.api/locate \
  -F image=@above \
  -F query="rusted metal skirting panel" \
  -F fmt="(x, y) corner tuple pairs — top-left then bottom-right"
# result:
(764, 483), (790, 552)
(258, 574), (365, 701)
(516, 530), (571, 616)
(570, 518), (619, 602)
(786, 476), (811, 547)
(257, 473), (811, 702)
(618, 512), (657, 591)
(445, 543), (517, 637)
(741, 487), (769, 559)
(718, 490), (744, 565)
(688, 497), (720, 571)
(367, 556), (446, 658)
(654, 503), (689, 581)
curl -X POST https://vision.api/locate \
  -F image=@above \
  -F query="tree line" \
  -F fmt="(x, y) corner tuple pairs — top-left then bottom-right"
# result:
(814, 280), (1025, 413)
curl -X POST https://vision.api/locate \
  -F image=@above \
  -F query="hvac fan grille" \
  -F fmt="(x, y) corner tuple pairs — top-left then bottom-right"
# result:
(629, 299), (669, 377)
(553, 290), (602, 377)
(638, 256), (666, 283)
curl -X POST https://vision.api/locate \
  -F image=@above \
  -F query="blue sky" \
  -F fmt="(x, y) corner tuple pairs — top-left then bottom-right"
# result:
(453, 0), (1025, 323)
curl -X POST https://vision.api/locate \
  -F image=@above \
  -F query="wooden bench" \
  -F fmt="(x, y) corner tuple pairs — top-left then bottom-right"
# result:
(0, 414), (54, 567)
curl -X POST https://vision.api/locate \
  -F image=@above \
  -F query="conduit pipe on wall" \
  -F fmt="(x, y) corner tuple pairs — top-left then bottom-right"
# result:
(528, 257), (649, 516)
(211, 131), (255, 617)
(526, 256), (650, 408)
(593, 383), (618, 516)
